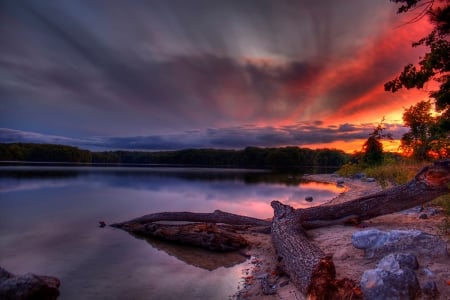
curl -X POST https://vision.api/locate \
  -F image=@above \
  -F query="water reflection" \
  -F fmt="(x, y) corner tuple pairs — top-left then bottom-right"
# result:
(143, 236), (247, 270)
(0, 166), (342, 299)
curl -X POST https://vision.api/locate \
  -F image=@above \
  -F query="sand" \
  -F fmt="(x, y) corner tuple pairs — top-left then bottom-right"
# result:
(234, 174), (450, 299)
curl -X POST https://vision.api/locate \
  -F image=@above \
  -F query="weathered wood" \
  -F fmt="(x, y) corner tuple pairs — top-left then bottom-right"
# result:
(271, 201), (362, 299)
(268, 160), (449, 298)
(112, 160), (449, 298)
(114, 222), (249, 251)
(297, 159), (450, 229)
(271, 201), (338, 298)
(113, 209), (271, 227)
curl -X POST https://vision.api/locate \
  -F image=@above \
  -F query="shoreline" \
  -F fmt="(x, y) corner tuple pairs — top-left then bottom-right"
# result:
(235, 174), (449, 299)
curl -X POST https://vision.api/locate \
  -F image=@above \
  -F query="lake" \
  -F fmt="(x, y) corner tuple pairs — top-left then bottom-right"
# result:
(0, 166), (343, 299)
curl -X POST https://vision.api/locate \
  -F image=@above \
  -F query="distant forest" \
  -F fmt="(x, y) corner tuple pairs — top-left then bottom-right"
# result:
(0, 143), (349, 170)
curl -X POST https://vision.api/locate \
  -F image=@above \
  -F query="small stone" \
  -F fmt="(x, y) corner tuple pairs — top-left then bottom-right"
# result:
(305, 196), (313, 202)
(260, 277), (277, 295)
(99, 221), (106, 227)
(421, 267), (435, 277)
(336, 179), (345, 185)
(255, 273), (268, 279)
(419, 214), (428, 219)
(365, 177), (376, 182)
(279, 280), (289, 287)
(422, 281), (439, 299)
(352, 173), (366, 179)
(427, 207), (440, 216)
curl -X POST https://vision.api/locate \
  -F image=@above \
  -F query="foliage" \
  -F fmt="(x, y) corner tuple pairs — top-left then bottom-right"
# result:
(338, 156), (427, 187)
(338, 156), (449, 231)
(0, 143), (92, 163)
(361, 119), (393, 166)
(400, 100), (449, 159)
(0, 143), (350, 170)
(386, 0), (450, 135)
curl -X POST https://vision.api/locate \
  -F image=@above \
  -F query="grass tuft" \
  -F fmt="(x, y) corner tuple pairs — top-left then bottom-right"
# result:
(337, 157), (449, 234)
(337, 158), (428, 187)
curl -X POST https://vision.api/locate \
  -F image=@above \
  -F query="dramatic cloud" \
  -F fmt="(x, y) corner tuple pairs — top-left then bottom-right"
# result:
(0, 0), (431, 151)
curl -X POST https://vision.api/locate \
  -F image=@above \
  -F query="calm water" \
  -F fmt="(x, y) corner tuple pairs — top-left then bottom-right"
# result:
(0, 166), (343, 299)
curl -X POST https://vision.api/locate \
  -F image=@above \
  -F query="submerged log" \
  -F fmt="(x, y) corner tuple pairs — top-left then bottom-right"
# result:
(114, 209), (271, 227)
(112, 210), (271, 251)
(112, 160), (450, 298)
(115, 222), (249, 251)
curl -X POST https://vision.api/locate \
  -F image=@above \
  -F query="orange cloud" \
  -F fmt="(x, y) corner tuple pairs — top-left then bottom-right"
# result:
(302, 138), (402, 154)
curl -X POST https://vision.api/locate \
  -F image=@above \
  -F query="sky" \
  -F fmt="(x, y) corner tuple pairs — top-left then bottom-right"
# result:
(0, 0), (435, 152)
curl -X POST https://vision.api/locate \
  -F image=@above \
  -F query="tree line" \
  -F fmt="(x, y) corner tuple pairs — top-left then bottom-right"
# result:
(0, 143), (349, 170)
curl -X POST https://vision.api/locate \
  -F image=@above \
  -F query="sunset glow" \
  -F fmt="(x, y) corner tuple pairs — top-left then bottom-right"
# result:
(0, 1), (434, 153)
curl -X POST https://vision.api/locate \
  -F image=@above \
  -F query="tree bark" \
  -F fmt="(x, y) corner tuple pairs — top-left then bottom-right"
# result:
(271, 201), (338, 298)
(295, 159), (450, 229)
(113, 209), (271, 227)
(111, 210), (271, 251)
(113, 222), (250, 251)
(112, 160), (450, 298)
(269, 160), (449, 298)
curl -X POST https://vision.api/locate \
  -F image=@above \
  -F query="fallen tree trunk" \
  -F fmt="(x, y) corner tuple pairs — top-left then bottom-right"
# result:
(269, 159), (450, 298)
(271, 201), (338, 298)
(112, 160), (450, 298)
(113, 209), (271, 227)
(111, 210), (271, 251)
(115, 221), (249, 251)
(294, 159), (450, 229)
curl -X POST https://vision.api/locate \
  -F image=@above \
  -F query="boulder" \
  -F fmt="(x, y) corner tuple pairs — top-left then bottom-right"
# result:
(377, 253), (419, 271)
(0, 267), (60, 300)
(360, 253), (420, 300)
(352, 229), (448, 258)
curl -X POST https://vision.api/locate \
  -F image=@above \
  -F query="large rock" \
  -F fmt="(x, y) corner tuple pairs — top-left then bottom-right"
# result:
(352, 229), (448, 258)
(377, 253), (419, 271)
(0, 267), (60, 300)
(360, 253), (420, 300)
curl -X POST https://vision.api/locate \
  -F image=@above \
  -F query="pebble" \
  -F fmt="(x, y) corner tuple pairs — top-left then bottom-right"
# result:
(419, 213), (428, 219)
(279, 280), (289, 287)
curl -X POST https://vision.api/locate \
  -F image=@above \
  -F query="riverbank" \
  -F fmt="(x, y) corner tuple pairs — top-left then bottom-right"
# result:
(234, 174), (449, 299)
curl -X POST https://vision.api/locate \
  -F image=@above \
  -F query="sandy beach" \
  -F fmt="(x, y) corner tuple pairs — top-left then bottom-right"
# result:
(235, 174), (450, 299)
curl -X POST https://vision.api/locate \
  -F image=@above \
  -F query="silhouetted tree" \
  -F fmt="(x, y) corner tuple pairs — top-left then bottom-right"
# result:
(385, 0), (450, 134)
(361, 119), (392, 165)
(401, 100), (450, 159)
(401, 100), (434, 159)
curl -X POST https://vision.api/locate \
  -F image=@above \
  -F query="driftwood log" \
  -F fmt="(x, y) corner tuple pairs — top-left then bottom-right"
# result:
(112, 160), (450, 299)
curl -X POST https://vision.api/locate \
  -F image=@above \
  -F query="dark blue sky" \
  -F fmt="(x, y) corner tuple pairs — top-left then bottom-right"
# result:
(0, 0), (431, 151)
